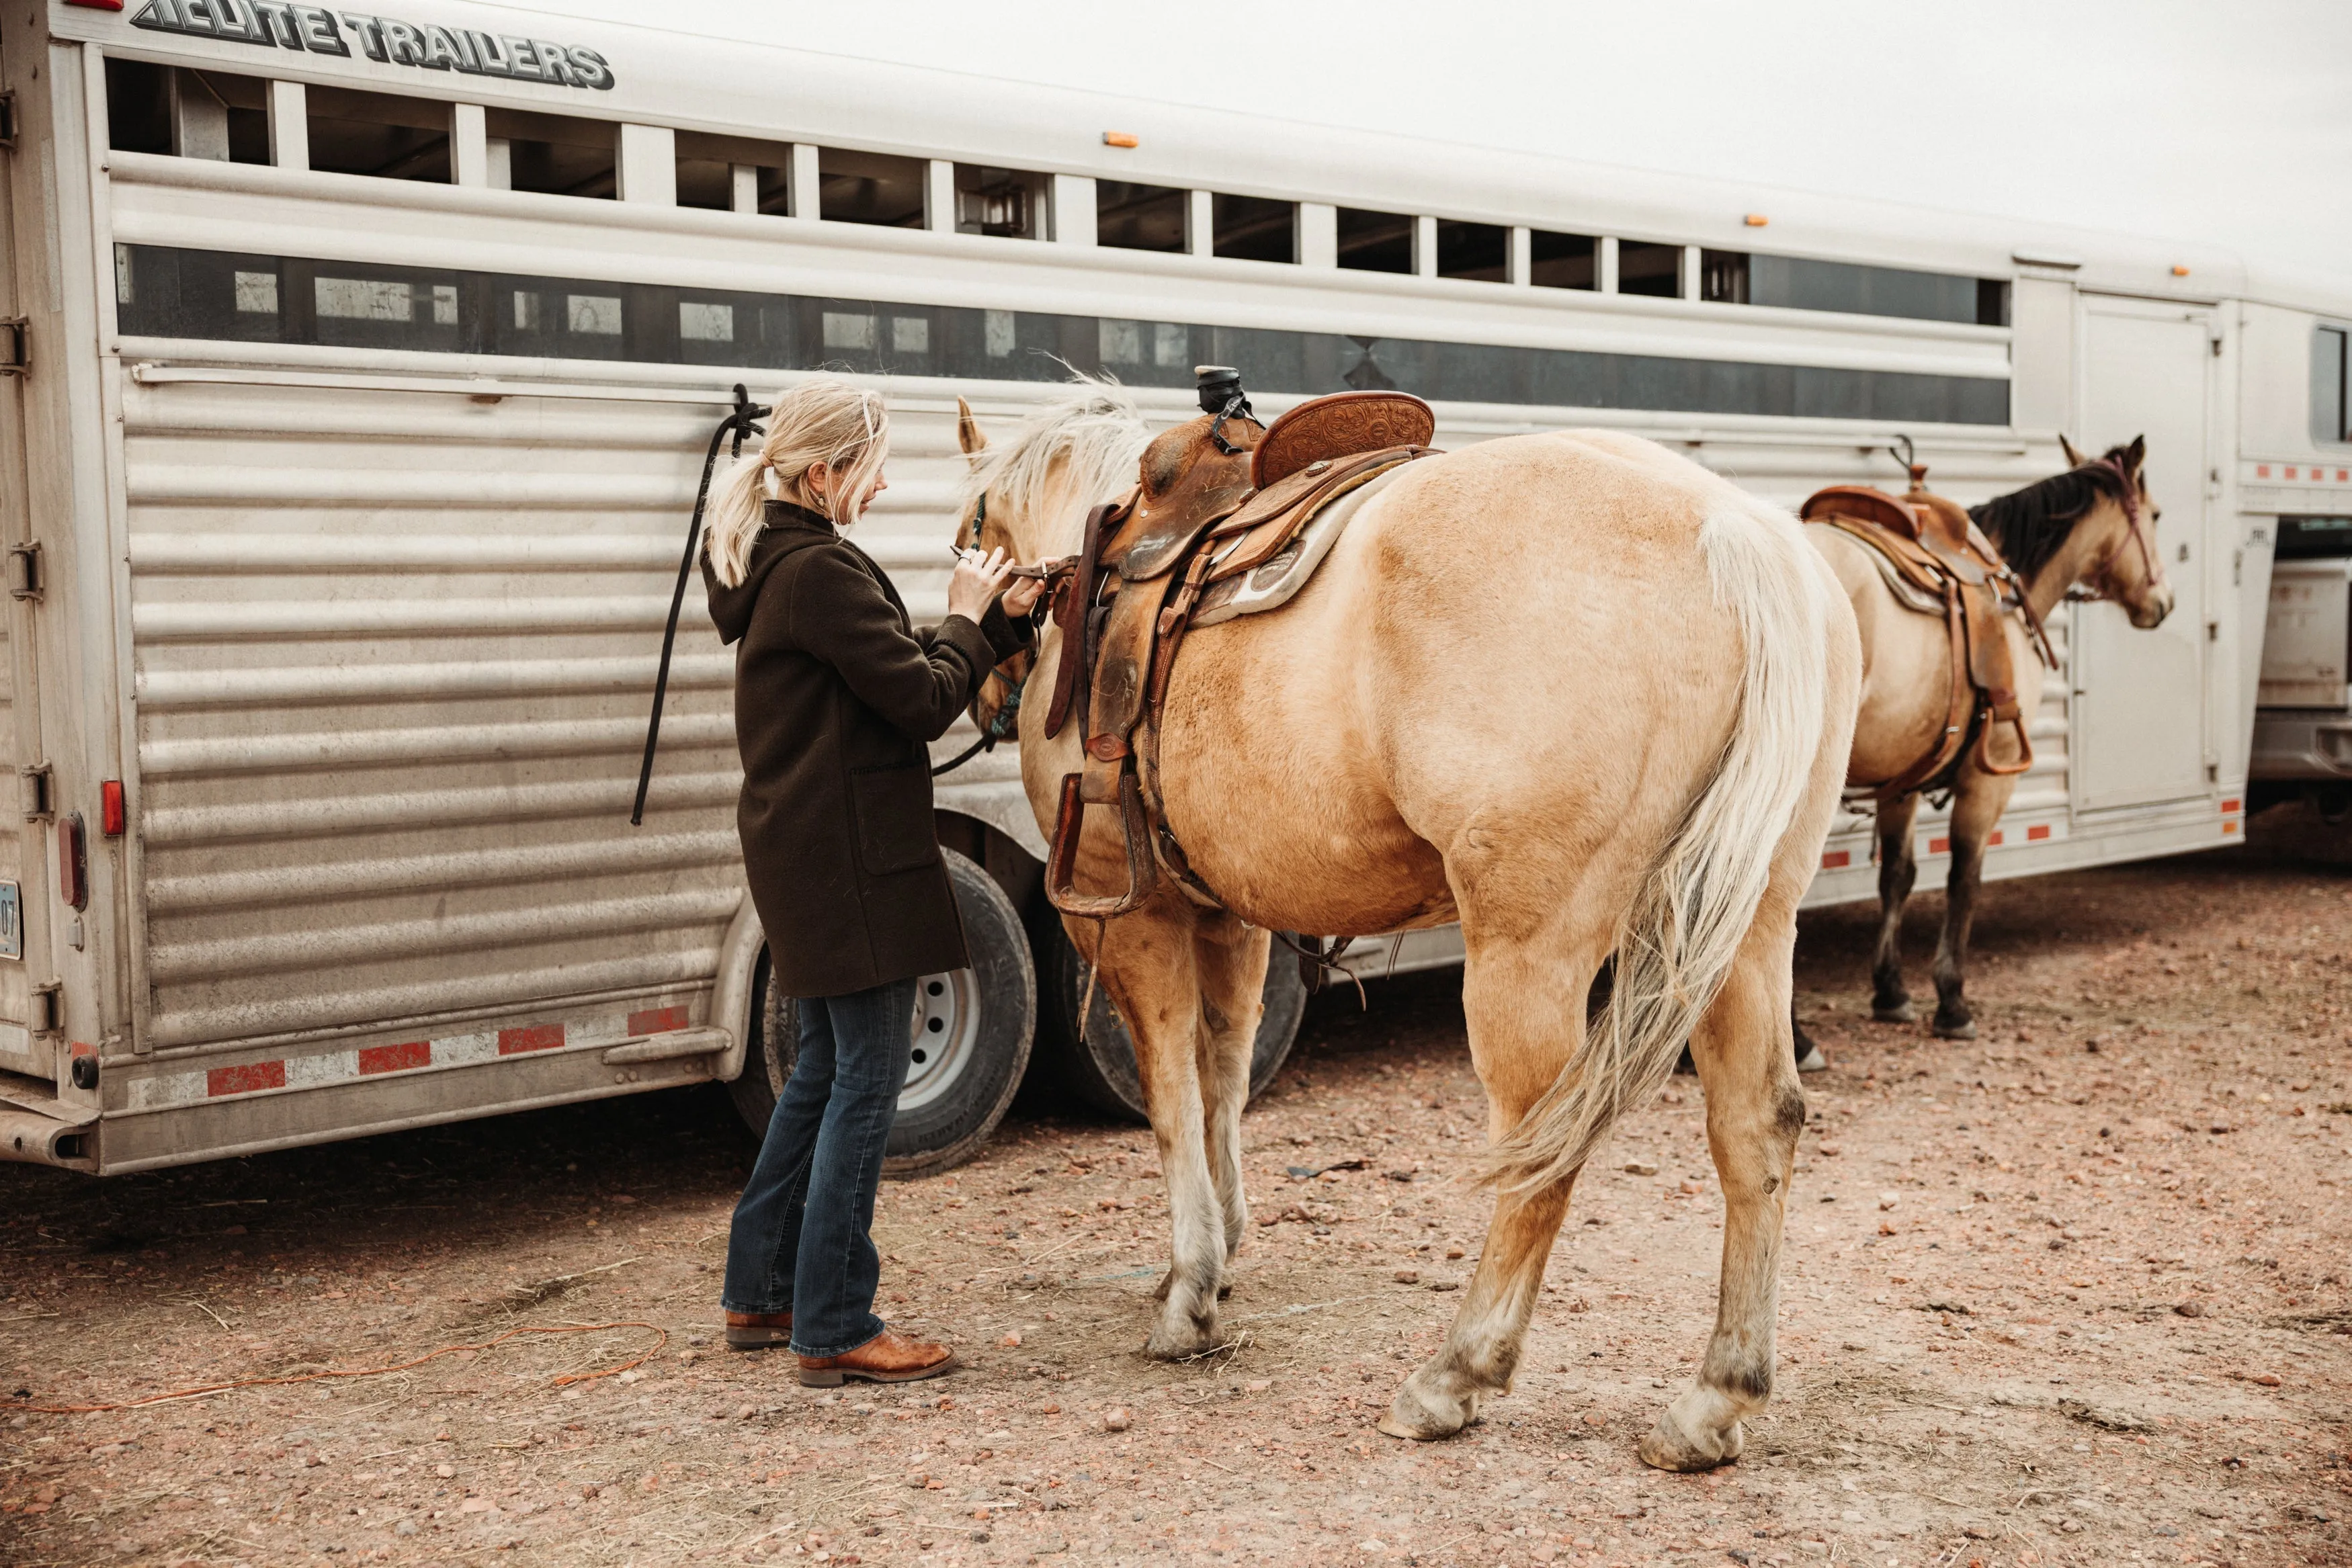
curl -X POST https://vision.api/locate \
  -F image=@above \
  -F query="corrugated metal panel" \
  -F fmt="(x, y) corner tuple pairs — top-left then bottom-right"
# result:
(122, 376), (973, 1055)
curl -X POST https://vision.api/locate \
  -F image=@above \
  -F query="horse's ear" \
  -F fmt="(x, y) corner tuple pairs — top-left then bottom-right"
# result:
(2058, 434), (2086, 469)
(956, 396), (989, 456)
(2123, 434), (2146, 476)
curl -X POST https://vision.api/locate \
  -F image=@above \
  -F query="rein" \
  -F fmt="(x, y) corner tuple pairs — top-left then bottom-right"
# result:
(630, 384), (769, 826)
(931, 488), (1060, 778)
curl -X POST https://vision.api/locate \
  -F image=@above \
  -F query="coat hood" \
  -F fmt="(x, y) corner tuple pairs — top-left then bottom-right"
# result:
(704, 502), (835, 646)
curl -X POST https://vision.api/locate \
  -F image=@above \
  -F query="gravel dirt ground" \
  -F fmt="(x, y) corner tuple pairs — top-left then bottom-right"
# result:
(3, 820), (2349, 1568)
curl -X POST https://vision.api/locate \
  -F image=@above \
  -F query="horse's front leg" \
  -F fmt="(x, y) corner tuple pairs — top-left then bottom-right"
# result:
(1930, 770), (2015, 1040)
(1076, 904), (1227, 1358)
(1869, 791), (1921, 1022)
(1192, 914), (1272, 1270)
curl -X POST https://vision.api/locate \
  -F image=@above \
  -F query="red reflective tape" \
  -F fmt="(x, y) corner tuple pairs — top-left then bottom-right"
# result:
(2287, 467), (2300, 480)
(2256, 464), (2271, 478)
(64, 0), (125, 9)
(1986, 830), (2004, 847)
(497, 1023), (566, 1055)
(2337, 470), (2347, 483)
(2220, 797), (2242, 813)
(1819, 850), (1851, 870)
(2223, 820), (2238, 835)
(69, 1041), (97, 1059)
(2026, 824), (2052, 841)
(360, 1041), (431, 1075)
(208, 1061), (286, 1096)
(1929, 836), (1951, 854)
(628, 1006), (689, 1036)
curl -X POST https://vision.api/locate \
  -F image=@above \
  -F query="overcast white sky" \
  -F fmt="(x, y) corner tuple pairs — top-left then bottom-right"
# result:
(558, 0), (2351, 281)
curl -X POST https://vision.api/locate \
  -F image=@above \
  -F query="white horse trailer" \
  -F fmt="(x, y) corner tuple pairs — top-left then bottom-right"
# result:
(0, 0), (2338, 1174)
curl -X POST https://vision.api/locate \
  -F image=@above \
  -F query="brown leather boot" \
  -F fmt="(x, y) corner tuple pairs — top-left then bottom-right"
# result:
(796, 1327), (958, 1387)
(723, 1310), (793, 1352)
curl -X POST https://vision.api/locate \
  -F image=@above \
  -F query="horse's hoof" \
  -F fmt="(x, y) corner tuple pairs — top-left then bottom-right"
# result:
(1870, 1001), (1916, 1024)
(1933, 1016), (1977, 1041)
(1794, 1042), (1829, 1074)
(1637, 1391), (1745, 1473)
(1378, 1370), (1477, 1441)
(1143, 1323), (1222, 1361)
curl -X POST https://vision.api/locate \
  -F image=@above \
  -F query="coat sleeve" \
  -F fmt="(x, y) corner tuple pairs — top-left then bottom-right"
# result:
(786, 547), (995, 743)
(975, 597), (1037, 664)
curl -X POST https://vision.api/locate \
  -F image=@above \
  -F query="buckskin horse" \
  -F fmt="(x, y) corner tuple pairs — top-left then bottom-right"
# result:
(955, 374), (1860, 1471)
(1798, 437), (2172, 1047)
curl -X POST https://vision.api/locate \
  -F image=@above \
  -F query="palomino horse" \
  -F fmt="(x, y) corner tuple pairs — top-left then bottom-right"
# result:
(1802, 437), (2172, 1046)
(958, 381), (1861, 1471)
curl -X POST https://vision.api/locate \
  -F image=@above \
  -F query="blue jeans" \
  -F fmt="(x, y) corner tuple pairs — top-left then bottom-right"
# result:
(722, 977), (917, 1358)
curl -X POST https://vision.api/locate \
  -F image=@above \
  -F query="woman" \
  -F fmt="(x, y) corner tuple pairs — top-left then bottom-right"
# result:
(703, 378), (1040, 1386)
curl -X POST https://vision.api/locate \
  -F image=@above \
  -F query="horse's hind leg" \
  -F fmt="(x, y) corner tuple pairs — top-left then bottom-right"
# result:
(1869, 791), (1921, 1022)
(1191, 912), (1271, 1272)
(1639, 918), (1804, 1471)
(1381, 923), (1603, 1442)
(1074, 904), (1228, 1358)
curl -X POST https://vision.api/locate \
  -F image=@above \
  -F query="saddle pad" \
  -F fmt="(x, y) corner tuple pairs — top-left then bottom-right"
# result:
(1190, 462), (1414, 628)
(1806, 521), (1945, 617)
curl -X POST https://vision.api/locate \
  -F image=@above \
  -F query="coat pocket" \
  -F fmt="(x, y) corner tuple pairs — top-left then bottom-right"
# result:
(848, 762), (941, 876)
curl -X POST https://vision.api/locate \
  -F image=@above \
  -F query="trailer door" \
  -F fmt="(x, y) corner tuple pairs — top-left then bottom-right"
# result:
(2072, 299), (2214, 812)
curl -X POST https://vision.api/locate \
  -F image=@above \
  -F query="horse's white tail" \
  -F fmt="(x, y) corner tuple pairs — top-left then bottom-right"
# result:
(1482, 502), (1833, 1193)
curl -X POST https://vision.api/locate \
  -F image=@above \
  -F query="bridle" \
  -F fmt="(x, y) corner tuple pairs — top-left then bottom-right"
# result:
(932, 488), (1054, 777)
(2079, 455), (2164, 603)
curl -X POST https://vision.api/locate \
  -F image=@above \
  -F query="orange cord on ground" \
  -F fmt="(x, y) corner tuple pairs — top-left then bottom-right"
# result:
(11, 1320), (667, 1415)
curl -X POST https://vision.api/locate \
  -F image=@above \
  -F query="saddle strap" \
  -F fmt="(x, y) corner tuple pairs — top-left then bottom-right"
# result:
(1044, 501), (1120, 738)
(1875, 584), (1975, 799)
(1044, 771), (1159, 920)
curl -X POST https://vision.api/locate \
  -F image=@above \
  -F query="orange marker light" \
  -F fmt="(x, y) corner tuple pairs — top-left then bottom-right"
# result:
(1102, 131), (1139, 149)
(2171, 265), (2191, 277)
(1743, 214), (1769, 227)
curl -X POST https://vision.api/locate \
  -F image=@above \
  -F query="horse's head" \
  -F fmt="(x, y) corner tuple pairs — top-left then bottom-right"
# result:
(951, 385), (1154, 739)
(2058, 433), (2173, 629)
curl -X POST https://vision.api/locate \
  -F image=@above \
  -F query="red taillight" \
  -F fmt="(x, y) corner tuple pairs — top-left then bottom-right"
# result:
(63, 0), (125, 9)
(100, 780), (125, 837)
(58, 812), (87, 912)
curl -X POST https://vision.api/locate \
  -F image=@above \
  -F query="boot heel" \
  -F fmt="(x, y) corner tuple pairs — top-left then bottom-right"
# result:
(796, 1365), (845, 1387)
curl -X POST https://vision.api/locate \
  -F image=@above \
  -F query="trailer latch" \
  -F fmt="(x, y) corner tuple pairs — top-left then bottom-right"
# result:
(7, 541), (40, 599)
(17, 762), (52, 822)
(0, 317), (25, 376)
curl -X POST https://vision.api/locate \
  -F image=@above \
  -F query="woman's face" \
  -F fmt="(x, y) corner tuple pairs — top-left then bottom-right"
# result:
(803, 459), (888, 513)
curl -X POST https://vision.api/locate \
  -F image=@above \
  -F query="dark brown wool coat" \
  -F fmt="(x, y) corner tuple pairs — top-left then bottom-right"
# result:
(705, 502), (1030, 998)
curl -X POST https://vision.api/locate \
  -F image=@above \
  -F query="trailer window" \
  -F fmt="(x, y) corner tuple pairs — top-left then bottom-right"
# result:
(673, 131), (792, 214)
(1529, 230), (1595, 290)
(1976, 279), (2010, 328)
(1213, 195), (1296, 263)
(1337, 208), (1413, 274)
(1097, 181), (1187, 252)
(1700, 250), (1749, 304)
(1745, 254), (1996, 326)
(485, 109), (616, 198)
(105, 60), (268, 163)
(308, 86), (452, 183)
(818, 148), (926, 226)
(2314, 326), (2349, 444)
(957, 165), (1050, 239)
(1618, 241), (1682, 298)
(1436, 221), (1506, 282)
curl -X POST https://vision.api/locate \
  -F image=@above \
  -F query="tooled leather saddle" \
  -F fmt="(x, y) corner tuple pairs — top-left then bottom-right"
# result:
(1801, 466), (2054, 796)
(1040, 372), (1439, 920)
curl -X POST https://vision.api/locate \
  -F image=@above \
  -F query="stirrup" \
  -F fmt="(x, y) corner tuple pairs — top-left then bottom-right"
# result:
(1044, 771), (1159, 920)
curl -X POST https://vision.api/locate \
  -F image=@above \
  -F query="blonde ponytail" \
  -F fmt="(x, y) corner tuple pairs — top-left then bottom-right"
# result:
(703, 379), (892, 587)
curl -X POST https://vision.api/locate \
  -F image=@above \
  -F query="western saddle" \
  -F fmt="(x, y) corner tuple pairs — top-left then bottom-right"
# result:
(1039, 367), (1438, 920)
(1801, 464), (2054, 797)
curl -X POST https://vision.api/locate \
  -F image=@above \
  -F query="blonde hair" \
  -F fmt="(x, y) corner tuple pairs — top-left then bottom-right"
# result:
(704, 378), (890, 587)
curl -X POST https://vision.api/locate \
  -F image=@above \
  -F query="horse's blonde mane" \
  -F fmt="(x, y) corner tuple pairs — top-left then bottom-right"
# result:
(961, 377), (1151, 556)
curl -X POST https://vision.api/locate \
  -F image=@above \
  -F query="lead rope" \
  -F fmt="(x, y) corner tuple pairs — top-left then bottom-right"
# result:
(631, 385), (768, 826)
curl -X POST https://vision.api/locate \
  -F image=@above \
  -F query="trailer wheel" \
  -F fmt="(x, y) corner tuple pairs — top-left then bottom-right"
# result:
(726, 850), (1036, 1178)
(1028, 916), (1307, 1123)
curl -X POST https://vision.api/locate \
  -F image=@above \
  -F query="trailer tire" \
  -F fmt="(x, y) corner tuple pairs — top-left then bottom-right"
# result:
(726, 849), (1036, 1179)
(1027, 915), (1307, 1123)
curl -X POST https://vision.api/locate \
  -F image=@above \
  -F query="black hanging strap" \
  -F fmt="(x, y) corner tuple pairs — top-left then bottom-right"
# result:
(631, 384), (768, 826)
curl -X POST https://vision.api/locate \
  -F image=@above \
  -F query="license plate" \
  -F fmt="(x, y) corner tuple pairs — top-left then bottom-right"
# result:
(0, 881), (19, 960)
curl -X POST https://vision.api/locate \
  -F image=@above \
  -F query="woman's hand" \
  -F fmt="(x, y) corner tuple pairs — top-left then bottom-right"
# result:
(1001, 574), (1046, 617)
(947, 547), (1017, 623)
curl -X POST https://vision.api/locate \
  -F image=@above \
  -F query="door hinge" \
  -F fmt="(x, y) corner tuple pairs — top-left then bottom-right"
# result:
(30, 982), (63, 1035)
(7, 541), (42, 599)
(0, 316), (25, 377)
(18, 761), (53, 821)
(0, 91), (17, 150)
